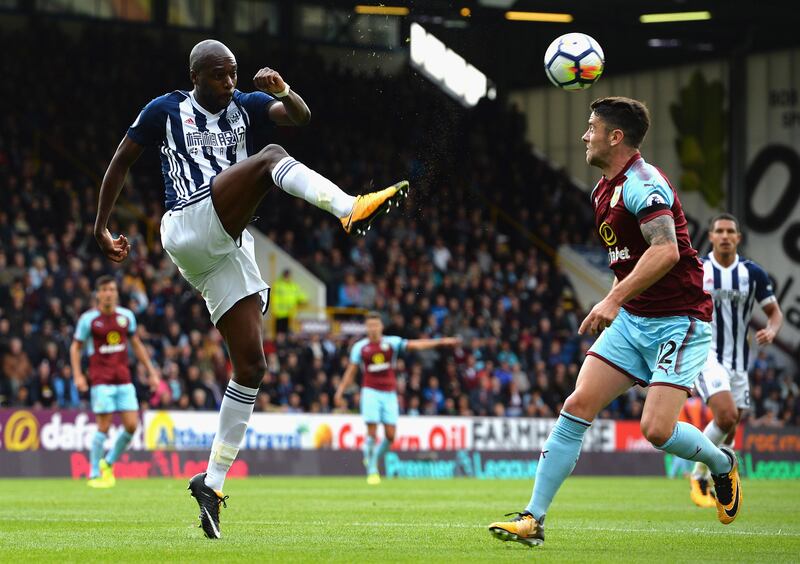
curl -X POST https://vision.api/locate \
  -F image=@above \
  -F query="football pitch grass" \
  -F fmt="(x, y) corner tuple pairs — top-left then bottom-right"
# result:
(0, 477), (798, 562)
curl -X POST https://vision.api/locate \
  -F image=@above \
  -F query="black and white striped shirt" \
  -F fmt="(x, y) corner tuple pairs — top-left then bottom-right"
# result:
(127, 89), (275, 211)
(702, 254), (776, 371)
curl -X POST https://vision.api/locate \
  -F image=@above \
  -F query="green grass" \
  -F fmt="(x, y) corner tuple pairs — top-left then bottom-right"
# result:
(0, 476), (797, 562)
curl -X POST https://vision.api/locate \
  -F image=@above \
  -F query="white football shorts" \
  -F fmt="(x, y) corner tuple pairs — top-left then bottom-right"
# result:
(694, 349), (750, 409)
(160, 185), (269, 326)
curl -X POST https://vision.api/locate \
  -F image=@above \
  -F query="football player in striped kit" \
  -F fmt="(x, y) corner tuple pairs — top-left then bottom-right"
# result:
(94, 40), (408, 539)
(689, 213), (783, 507)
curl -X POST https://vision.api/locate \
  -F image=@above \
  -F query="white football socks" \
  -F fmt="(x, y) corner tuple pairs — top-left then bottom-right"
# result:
(271, 156), (356, 218)
(205, 380), (258, 491)
(692, 420), (727, 479)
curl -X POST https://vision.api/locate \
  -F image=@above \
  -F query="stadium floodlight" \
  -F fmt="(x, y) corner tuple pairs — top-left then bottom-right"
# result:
(640, 11), (712, 24)
(354, 5), (410, 16)
(647, 38), (682, 48)
(409, 23), (489, 107)
(505, 11), (573, 23)
(477, 0), (515, 7)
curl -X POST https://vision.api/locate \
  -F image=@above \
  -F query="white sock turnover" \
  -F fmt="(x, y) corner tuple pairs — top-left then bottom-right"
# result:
(271, 156), (355, 218)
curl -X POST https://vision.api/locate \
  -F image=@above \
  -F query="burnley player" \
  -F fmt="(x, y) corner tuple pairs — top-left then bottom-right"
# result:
(689, 213), (783, 507)
(94, 40), (407, 538)
(70, 276), (160, 488)
(489, 97), (742, 548)
(334, 312), (459, 484)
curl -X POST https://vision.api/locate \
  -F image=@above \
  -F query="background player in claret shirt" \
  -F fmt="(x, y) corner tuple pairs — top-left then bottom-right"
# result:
(689, 213), (783, 507)
(334, 312), (460, 484)
(93, 40), (407, 538)
(69, 276), (160, 488)
(489, 97), (742, 548)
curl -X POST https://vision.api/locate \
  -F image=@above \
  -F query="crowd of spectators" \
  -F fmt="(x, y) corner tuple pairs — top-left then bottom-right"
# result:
(0, 17), (797, 426)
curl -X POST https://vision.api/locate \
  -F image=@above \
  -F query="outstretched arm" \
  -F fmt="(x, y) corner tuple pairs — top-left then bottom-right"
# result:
(406, 337), (462, 351)
(756, 302), (783, 345)
(580, 215), (679, 334)
(254, 67), (311, 126)
(94, 135), (145, 262)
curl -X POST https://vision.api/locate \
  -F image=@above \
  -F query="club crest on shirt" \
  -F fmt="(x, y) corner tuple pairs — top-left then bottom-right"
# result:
(610, 184), (623, 207)
(228, 109), (241, 124)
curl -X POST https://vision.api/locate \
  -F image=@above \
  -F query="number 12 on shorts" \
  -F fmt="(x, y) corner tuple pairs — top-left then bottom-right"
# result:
(656, 339), (678, 374)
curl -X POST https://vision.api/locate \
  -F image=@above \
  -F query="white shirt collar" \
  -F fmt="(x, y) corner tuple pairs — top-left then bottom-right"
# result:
(708, 252), (740, 271)
(189, 90), (228, 118)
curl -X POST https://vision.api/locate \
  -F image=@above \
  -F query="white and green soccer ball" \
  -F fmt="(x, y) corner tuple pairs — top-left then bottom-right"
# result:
(544, 32), (605, 91)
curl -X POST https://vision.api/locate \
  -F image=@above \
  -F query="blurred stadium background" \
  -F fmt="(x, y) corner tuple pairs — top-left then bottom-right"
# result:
(0, 0), (799, 486)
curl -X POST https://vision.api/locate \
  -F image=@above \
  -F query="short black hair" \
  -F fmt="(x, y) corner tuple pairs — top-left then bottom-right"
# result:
(590, 96), (651, 148)
(95, 275), (116, 290)
(709, 212), (740, 233)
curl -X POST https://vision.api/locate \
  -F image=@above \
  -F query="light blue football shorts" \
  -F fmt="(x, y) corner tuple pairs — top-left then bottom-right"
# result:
(587, 308), (711, 392)
(91, 383), (139, 414)
(361, 387), (400, 425)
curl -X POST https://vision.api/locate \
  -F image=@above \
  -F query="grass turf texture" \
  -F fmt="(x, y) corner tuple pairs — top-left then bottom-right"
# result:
(0, 477), (797, 562)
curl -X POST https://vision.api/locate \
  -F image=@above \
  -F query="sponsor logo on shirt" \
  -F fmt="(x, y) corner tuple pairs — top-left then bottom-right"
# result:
(185, 126), (246, 149)
(599, 221), (617, 246)
(99, 343), (126, 354)
(99, 331), (126, 354)
(711, 288), (748, 306)
(608, 246), (631, 264)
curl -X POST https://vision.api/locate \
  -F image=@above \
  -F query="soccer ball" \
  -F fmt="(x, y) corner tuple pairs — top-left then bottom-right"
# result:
(544, 33), (605, 91)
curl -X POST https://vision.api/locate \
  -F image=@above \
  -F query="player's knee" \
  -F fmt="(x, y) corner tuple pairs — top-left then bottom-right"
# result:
(384, 430), (396, 442)
(259, 144), (289, 170)
(640, 419), (673, 447)
(234, 353), (267, 387)
(715, 410), (738, 434)
(124, 423), (138, 434)
(562, 392), (593, 421)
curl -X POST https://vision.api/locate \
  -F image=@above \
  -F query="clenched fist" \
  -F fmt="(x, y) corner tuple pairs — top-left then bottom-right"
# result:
(253, 67), (287, 95)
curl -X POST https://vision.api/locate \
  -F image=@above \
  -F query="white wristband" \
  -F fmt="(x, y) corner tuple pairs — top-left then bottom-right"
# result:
(273, 83), (290, 98)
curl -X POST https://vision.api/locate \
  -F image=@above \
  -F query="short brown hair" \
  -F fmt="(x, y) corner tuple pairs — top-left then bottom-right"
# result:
(95, 275), (116, 290)
(709, 213), (740, 233)
(365, 311), (382, 321)
(590, 96), (650, 148)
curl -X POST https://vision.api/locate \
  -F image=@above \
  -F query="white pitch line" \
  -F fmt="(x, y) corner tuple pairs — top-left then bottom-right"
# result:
(0, 516), (797, 538)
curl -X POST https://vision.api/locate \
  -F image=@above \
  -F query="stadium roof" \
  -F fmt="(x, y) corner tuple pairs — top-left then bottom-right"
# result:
(326, 0), (800, 89)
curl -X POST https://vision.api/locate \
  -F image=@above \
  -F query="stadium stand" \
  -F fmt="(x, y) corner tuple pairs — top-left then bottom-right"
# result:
(0, 19), (797, 427)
